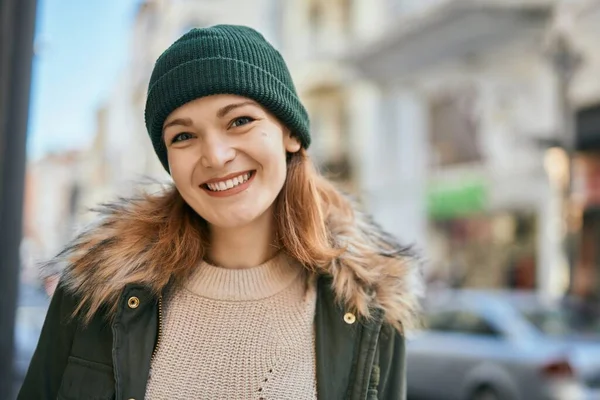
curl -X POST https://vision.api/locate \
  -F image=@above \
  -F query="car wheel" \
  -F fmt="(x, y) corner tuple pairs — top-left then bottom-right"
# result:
(471, 386), (501, 400)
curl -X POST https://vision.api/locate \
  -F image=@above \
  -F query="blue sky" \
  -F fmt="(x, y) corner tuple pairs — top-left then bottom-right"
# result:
(28, 0), (141, 160)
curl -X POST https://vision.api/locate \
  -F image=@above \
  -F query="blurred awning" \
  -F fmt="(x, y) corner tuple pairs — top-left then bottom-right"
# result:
(427, 176), (488, 220)
(346, 0), (554, 81)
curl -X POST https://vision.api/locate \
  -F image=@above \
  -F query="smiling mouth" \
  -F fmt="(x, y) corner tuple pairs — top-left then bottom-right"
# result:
(201, 171), (255, 192)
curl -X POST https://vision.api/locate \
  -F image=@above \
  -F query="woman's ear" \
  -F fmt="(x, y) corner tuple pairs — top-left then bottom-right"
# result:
(284, 130), (301, 153)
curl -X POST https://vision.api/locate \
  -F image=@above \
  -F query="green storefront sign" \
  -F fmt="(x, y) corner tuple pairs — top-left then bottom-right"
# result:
(427, 178), (488, 219)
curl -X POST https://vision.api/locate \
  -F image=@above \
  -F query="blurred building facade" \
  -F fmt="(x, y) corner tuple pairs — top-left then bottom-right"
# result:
(277, 0), (600, 297)
(344, 0), (600, 297)
(22, 151), (82, 283)
(349, 0), (557, 292)
(278, 0), (553, 291)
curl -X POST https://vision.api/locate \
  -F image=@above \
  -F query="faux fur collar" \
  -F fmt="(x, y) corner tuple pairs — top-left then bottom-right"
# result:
(48, 189), (423, 332)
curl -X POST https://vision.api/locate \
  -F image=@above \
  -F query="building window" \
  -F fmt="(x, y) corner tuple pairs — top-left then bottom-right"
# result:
(429, 88), (481, 167)
(306, 87), (353, 184)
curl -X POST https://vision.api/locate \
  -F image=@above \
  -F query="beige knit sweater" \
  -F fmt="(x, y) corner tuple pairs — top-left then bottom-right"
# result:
(145, 252), (318, 400)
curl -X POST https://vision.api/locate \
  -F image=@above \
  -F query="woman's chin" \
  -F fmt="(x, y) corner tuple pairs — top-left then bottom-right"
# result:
(206, 212), (265, 230)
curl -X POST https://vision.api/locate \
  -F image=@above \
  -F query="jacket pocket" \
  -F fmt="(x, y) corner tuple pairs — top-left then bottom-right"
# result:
(58, 356), (115, 400)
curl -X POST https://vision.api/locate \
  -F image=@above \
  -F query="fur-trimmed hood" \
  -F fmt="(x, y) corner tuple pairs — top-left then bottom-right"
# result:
(46, 188), (423, 332)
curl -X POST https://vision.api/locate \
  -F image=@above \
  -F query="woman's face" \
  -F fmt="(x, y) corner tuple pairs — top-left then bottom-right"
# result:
(163, 94), (301, 229)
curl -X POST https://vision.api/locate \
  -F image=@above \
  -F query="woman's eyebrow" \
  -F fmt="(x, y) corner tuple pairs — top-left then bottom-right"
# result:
(163, 117), (193, 133)
(216, 101), (258, 118)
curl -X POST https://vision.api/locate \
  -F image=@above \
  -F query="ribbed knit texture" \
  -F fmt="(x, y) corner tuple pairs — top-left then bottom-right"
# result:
(145, 252), (318, 400)
(144, 24), (311, 172)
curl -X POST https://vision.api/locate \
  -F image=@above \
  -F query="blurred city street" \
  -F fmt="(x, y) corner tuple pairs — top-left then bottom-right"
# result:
(4, 0), (600, 399)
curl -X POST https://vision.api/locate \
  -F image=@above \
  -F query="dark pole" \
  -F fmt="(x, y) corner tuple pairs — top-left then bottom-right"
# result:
(545, 23), (582, 295)
(0, 0), (38, 396)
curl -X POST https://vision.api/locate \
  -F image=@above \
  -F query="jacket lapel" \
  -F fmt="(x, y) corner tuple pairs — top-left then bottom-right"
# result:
(315, 275), (361, 400)
(112, 284), (158, 400)
(346, 308), (383, 400)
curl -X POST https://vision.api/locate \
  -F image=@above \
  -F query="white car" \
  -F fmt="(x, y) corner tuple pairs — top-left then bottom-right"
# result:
(406, 290), (600, 400)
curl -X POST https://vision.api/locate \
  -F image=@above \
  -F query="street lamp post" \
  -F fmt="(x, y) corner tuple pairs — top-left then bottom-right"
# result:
(0, 0), (38, 395)
(545, 23), (583, 295)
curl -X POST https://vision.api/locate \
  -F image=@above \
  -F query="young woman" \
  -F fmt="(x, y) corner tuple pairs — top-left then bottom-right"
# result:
(19, 24), (422, 400)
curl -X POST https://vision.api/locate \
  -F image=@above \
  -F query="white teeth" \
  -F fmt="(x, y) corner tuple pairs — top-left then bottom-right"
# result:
(205, 172), (252, 192)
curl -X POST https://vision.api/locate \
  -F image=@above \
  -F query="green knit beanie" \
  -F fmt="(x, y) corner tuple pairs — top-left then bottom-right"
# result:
(144, 24), (311, 172)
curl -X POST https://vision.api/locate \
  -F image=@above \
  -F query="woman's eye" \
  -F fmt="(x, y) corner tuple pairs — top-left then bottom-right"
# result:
(171, 132), (193, 143)
(230, 116), (254, 128)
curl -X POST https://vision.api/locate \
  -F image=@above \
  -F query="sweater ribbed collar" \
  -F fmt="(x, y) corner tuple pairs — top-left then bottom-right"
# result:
(185, 251), (302, 301)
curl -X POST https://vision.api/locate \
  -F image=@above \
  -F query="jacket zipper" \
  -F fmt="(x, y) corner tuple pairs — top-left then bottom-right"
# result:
(151, 295), (163, 362)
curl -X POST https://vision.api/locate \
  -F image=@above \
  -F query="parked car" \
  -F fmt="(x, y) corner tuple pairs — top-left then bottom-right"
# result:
(406, 289), (600, 400)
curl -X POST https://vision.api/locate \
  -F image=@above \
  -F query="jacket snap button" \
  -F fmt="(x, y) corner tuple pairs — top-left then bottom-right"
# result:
(127, 296), (140, 309)
(344, 312), (356, 324)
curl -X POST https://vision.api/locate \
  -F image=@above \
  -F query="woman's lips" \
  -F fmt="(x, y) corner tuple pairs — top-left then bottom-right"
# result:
(201, 170), (255, 198)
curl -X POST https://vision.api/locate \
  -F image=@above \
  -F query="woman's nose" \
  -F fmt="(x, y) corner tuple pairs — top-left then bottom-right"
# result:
(200, 136), (236, 168)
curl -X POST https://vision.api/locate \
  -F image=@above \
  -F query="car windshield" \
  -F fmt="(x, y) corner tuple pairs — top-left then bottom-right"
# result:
(520, 301), (600, 339)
